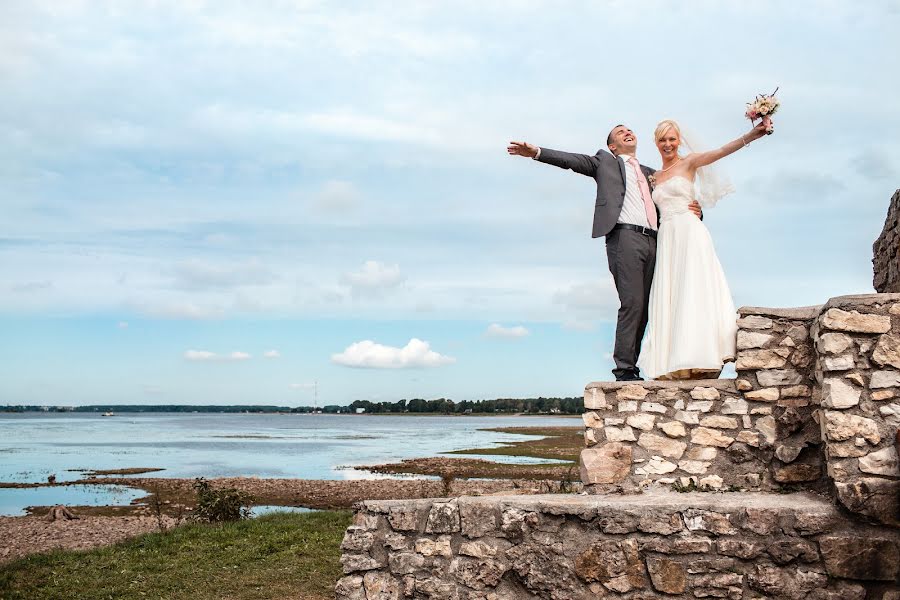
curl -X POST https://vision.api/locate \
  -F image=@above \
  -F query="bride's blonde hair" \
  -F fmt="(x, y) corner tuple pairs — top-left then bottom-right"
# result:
(654, 119), (681, 142)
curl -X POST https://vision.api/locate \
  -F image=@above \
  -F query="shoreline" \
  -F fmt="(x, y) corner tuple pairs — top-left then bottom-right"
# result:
(0, 424), (584, 562)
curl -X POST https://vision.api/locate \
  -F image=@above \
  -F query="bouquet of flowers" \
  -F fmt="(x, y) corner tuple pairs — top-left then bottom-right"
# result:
(745, 87), (779, 134)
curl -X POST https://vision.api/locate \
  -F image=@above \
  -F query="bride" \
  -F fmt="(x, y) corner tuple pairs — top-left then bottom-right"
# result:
(637, 119), (769, 380)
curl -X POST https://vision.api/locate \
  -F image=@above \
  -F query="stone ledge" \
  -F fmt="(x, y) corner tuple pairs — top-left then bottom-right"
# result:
(738, 305), (822, 320)
(822, 292), (900, 310)
(585, 378), (737, 392)
(339, 491), (900, 598)
(358, 489), (837, 516)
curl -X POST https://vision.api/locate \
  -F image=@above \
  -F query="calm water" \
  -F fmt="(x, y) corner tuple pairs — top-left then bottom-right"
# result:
(0, 412), (577, 515)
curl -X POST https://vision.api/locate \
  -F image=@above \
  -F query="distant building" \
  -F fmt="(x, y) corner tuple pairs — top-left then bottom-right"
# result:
(355, 407), (366, 414)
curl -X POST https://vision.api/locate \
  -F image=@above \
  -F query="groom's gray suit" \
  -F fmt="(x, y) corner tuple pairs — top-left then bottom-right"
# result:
(536, 147), (657, 380)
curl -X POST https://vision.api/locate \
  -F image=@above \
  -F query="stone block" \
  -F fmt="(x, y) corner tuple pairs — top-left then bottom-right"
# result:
(834, 478), (900, 527)
(873, 333), (900, 368)
(821, 411), (881, 444)
(604, 425), (636, 442)
(744, 388), (780, 402)
(584, 386), (607, 409)
(821, 377), (861, 408)
(721, 398), (749, 414)
(691, 427), (734, 447)
(737, 315), (774, 329)
(640, 401), (668, 414)
(819, 536), (899, 580)
(425, 501), (460, 534)
(817, 332), (853, 355)
(626, 414), (655, 431)
(737, 330), (775, 349)
(821, 308), (891, 333)
(686, 400), (714, 412)
(658, 420), (686, 438)
(736, 349), (788, 370)
(690, 386), (721, 400)
(646, 557), (687, 594)
(757, 369), (803, 386)
(858, 445), (899, 475)
(870, 370), (900, 389)
(617, 385), (648, 400)
(699, 415), (739, 429)
(637, 432), (686, 459)
(580, 443), (632, 484)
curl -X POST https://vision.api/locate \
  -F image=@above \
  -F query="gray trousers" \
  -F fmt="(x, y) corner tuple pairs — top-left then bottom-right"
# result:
(605, 228), (657, 379)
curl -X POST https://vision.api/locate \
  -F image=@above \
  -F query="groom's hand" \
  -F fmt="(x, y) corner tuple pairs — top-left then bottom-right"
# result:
(507, 141), (538, 158)
(689, 200), (703, 219)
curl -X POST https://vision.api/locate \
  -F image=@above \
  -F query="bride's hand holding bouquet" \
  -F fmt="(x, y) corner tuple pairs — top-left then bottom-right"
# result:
(745, 88), (779, 135)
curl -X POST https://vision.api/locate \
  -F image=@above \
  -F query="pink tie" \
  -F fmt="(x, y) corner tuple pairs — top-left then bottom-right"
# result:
(628, 157), (657, 230)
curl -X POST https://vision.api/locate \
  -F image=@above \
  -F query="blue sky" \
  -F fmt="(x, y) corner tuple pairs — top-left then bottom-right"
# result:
(2, 1), (898, 406)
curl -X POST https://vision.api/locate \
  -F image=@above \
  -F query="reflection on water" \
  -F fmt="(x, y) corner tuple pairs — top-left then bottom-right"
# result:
(0, 485), (146, 516)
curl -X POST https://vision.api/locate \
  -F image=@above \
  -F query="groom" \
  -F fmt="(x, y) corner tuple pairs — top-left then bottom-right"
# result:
(507, 125), (701, 381)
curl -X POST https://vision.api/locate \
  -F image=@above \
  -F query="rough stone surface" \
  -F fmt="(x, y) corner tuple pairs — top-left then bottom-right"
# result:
(338, 493), (900, 600)
(646, 557), (687, 594)
(871, 370), (900, 389)
(822, 378), (861, 409)
(819, 536), (899, 581)
(818, 332), (854, 355)
(757, 369), (804, 386)
(637, 433), (686, 459)
(858, 445), (899, 476)
(873, 189), (900, 293)
(873, 334), (900, 369)
(821, 308), (892, 333)
(659, 421), (687, 438)
(580, 443), (631, 484)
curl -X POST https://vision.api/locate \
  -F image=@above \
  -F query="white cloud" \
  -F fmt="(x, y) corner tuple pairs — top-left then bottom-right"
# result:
(117, 321), (129, 329)
(263, 350), (280, 358)
(485, 323), (529, 339)
(331, 338), (455, 369)
(184, 350), (252, 362)
(341, 261), (405, 297)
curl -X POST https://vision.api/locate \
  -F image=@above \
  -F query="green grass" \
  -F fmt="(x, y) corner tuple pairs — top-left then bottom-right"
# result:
(0, 510), (352, 600)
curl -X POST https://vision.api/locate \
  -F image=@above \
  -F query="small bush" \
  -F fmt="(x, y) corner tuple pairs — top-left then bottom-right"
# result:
(192, 478), (252, 523)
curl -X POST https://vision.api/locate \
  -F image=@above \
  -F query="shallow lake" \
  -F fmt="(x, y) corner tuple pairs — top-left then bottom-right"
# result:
(0, 412), (578, 515)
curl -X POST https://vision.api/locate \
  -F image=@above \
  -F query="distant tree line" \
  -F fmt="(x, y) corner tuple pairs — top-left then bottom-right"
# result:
(1, 396), (583, 415)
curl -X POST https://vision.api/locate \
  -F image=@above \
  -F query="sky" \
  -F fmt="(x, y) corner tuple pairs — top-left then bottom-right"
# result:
(1, 1), (899, 406)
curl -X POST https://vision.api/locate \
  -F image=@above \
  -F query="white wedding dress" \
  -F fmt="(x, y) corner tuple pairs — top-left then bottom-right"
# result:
(637, 175), (737, 380)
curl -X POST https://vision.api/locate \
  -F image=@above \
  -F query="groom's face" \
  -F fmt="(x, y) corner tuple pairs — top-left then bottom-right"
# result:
(607, 126), (637, 156)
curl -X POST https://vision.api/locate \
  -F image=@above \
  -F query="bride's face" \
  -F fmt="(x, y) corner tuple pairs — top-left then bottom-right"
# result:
(656, 128), (680, 160)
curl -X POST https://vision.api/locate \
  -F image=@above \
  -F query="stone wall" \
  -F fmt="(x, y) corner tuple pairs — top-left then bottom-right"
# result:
(336, 493), (900, 599)
(734, 306), (826, 490)
(581, 379), (790, 492)
(873, 190), (900, 293)
(811, 294), (900, 527)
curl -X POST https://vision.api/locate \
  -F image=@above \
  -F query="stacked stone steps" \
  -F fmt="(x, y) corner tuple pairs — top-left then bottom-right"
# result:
(336, 492), (899, 599)
(336, 293), (900, 598)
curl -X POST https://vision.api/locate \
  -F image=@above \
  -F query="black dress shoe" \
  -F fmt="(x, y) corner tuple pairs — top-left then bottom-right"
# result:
(616, 373), (644, 382)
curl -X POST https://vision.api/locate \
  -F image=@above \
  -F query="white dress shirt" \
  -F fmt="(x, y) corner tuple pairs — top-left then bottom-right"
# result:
(615, 153), (653, 230)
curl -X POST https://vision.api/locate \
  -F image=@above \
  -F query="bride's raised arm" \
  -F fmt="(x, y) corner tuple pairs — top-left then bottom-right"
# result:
(687, 121), (769, 169)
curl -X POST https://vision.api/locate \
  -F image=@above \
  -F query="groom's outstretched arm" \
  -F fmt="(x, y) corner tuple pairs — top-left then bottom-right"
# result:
(507, 141), (599, 177)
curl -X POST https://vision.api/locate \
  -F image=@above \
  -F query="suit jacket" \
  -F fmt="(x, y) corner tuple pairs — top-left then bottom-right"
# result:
(537, 147), (656, 238)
